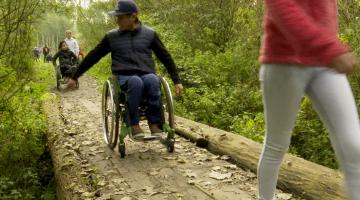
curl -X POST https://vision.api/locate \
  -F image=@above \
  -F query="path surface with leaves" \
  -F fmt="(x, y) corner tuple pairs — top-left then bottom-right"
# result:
(53, 75), (296, 200)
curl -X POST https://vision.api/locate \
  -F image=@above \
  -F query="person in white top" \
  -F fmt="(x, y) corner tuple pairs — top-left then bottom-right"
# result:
(64, 30), (79, 57)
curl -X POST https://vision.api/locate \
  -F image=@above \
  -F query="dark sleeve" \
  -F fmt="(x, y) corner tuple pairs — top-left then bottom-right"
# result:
(52, 51), (59, 66)
(150, 32), (181, 84)
(72, 35), (111, 79)
(71, 51), (78, 64)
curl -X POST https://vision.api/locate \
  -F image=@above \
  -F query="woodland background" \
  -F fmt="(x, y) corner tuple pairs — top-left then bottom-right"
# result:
(1, 0), (360, 199)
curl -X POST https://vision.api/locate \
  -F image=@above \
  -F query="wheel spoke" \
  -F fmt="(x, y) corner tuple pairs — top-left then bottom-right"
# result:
(102, 79), (120, 149)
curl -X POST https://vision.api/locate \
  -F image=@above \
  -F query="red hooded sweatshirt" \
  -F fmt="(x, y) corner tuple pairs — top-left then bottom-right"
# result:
(260, 0), (350, 66)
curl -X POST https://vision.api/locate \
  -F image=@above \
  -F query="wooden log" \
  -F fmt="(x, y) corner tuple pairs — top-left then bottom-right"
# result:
(175, 116), (346, 200)
(42, 93), (87, 200)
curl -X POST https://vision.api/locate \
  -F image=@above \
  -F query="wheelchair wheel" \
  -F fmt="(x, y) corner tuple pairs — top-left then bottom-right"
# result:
(118, 143), (126, 158)
(166, 138), (175, 153)
(159, 77), (175, 128)
(55, 66), (61, 90)
(159, 77), (175, 153)
(69, 65), (79, 89)
(102, 80), (120, 149)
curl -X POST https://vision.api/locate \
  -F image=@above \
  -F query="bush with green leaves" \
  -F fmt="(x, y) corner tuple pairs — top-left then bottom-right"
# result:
(0, 63), (56, 200)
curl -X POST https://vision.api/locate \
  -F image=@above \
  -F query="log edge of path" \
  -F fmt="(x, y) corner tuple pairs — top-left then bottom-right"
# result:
(175, 116), (346, 200)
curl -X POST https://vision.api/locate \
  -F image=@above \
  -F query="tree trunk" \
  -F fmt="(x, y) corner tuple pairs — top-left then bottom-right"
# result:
(42, 94), (86, 200)
(175, 116), (346, 200)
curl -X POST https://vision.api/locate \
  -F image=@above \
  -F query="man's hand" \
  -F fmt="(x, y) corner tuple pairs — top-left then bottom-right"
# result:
(65, 78), (78, 90)
(174, 83), (184, 96)
(329, 52), (359, 74)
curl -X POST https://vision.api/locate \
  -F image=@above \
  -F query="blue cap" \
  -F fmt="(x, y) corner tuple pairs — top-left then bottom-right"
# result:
(108, 0), (138, 16)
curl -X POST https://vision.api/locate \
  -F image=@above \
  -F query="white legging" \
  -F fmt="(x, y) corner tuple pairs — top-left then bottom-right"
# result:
(258, 64), (360, 200)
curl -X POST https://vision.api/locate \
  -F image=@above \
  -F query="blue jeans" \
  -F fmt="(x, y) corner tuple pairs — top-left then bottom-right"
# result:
(118, 73), (161, 125)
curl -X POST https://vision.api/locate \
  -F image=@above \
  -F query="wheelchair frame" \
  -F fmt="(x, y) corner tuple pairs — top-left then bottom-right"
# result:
(53, 64), (79, 90)
(101, 75), (175, 158)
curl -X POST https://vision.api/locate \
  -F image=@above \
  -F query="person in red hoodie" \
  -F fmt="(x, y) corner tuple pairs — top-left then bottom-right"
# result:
(258, 1), (360, 199)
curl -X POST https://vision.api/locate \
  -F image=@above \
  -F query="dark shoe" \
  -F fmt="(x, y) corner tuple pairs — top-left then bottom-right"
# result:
(131, 125), (145, 140)
(149, 123), (163, 137)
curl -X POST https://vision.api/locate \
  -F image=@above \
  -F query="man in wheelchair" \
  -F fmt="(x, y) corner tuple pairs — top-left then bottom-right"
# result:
(53, 41), (79, 83)
(66, 0), (183, 139)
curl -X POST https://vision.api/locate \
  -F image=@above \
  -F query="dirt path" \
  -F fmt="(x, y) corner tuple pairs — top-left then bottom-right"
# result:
(52, 75), (295, 200)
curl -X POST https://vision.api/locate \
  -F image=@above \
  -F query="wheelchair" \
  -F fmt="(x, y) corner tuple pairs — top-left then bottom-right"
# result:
(101, 75), (175, 158)
(53, 64), (79, 90)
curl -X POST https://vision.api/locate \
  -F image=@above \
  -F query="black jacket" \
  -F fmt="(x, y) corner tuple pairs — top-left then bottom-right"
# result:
(72, 24), (180, 84)
(53, 49), (78, 67)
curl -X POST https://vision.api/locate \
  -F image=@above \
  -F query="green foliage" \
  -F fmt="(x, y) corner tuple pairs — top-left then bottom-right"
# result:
(36, 12), (72, 52)
(290, 98), (338, 169)
(231, 112), (265, 142)
(0, 170), (40, 200)
(77, 1), (117, 51)
(137, 0), (263, 53)
(0, 0), (57, 198)
(87, 56), (113, 83)
(175, 83), (263, 133)
(0, 62), (56, 200)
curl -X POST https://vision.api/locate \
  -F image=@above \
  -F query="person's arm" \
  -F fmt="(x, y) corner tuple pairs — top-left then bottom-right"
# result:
(71, 51), (78, 64)
(74, 39), (80, 56)
(71, 35), (111, 79)
(52, 51), (59, 66)
(265, 0), (349, 64)
(150, 32), (181, 84)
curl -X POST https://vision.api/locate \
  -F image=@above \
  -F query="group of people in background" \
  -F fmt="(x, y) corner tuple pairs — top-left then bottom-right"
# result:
(34, 30), (86, 84)
(33, 44), (53, 62)
(52, 30), (86, 83)
(33, 30), (85, 63)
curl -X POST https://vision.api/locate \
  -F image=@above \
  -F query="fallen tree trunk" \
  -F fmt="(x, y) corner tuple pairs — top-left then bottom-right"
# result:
(175, 116), (346, 200)
(42, 93), (89, 200)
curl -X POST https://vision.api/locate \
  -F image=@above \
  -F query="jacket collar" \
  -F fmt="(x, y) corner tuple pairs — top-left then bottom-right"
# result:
(118, 22), (142, 34)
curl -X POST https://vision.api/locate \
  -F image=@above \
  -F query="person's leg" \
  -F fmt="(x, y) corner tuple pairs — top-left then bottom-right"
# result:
(258, 64), (312, 200)
(141, 73), (162, 132)
(60, 65), (69, 77)
(118, 75), (144, 126)
(306, 69), (360, 200)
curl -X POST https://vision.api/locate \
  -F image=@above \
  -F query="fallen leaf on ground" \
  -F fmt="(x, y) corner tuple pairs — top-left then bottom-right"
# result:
(224, 164), (237, 170)
(209, 171), (232, 180)
(212, 166), (221, 171)
(120, 197), (133, 200)
(185, 172), (197, 178)
(277, 193), (292, 200)
(220, 155), (230, 160)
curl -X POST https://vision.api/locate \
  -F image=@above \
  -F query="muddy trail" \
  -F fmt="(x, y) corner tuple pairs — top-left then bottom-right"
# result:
(46, 75), (296, 200)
